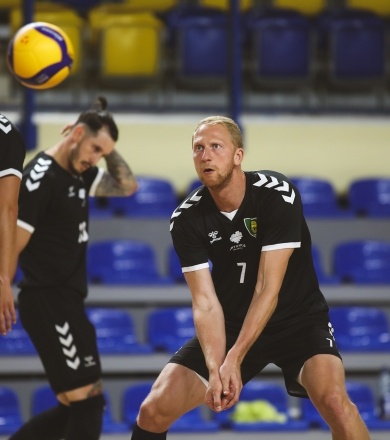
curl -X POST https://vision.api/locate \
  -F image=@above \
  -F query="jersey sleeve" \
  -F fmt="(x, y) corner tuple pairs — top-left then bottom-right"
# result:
(259, 183), (303, 251)
(17, 172), (52, 234)
(0, 115), (26, 179)
(170, 212), (210, 273)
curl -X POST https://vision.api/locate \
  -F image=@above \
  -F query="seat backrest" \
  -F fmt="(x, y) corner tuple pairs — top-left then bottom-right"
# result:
(0, 386), (23, 433)
(99, 13), (163, 79)
(199, 0), (253, 11)
(110, 176), (178, 217)
(290, 176), (342, 216)
(0, 310), (36, 355)
(87, 239), (170, 285)
(245, 10), (312, 83)
(168, 246), (185, 282)
(86, 308), (137, 342)
(333, 240), (390, 283)
(346, 381), (377, 420)
(348, 178), (390, 217)
(311, 245), (340, 285)
(272, 0), (326, 16)
(148, 307), (195, 352)
(330, 306), (390, 339)
(122, 382), (154, 426)
(123, 0), (178, 11)
(346, 0), (390, 17)
(327, 13), (386, 80)
(239, 380), (289, 414)
(172, 9), (229, 81)
(32, 385), (57, 416)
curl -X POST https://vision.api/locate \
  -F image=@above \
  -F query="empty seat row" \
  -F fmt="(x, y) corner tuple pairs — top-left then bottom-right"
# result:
(1, 305), (390, 355)
(12, 238), (390, 286)
(2, 378), (390, 435)
(6, 3), (390, 93)
(88, 176), (390, 219)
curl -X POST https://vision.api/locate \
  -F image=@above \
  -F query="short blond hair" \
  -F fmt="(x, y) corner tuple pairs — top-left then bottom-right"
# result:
(192, 116), (243, 149)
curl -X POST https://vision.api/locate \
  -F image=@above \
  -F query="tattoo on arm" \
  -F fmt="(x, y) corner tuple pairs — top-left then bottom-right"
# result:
(95, 150), (138, 197)
(87, 379), (103, 397)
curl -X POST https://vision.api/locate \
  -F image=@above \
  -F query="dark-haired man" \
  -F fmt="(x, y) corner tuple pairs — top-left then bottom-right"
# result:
(10, 97), (138, 440)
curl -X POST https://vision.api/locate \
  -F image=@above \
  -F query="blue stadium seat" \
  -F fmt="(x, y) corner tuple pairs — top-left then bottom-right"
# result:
(290, 176), (352, 217)
(109, 176), (178, 218)
(245, 9), (313, 89)
(122, 382), (154, 428)
(87, 239), (173, 285)
(302, 381), (390, 430)
(88, 196), (114, 218)
(33, 385), (129, 433)
(333, 240), (390, 284)
(86, 308), (153, 354)
(312, 245), (340, 285)
(148, 307), (195, 353)
(321, 10), (386, 88)
(32, 385), (57, 416)
(330, 306), (390, 352)
(186, 178), (203, 195)
(214, 380), (309, 431)
(167, 7), (230, 88)
(0, 386), (23, 435)
(122, 381), (218, 432)
(0, 310), (36, 355)
(167, 246), (185, 283)
(348, 178), (390, 217)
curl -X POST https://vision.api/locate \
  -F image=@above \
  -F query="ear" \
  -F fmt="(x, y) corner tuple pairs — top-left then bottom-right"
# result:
(70, 124), (85, 143)
(234, 148), (244, 166)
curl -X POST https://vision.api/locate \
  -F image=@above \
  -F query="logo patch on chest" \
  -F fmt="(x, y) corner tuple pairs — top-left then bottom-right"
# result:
(244, 218), (257, 237)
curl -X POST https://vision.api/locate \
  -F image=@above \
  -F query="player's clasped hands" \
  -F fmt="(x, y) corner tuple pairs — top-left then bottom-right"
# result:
(205, 362), (242, 412)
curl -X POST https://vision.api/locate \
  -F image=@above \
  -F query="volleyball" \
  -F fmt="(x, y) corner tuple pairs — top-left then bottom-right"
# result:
(6, 21), (74, 90)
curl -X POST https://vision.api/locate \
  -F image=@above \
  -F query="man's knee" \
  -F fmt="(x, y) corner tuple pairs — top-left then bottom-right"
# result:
(137, 395), (173, 432)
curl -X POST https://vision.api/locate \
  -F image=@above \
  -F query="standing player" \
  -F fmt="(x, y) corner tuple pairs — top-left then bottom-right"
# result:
(130, 116), (370, 440)
(10, 97), (138, 440)
(0, 113), (25, 335)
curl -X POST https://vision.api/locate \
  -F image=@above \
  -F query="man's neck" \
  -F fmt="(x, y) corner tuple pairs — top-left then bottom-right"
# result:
(209, 171), (246, 212)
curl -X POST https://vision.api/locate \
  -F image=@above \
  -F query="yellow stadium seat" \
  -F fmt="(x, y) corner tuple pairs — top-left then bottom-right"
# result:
(273, 0), (326, 16)
(98, 13), (163, 85)
(10, 5), (85, 77)
(346, 0), (390, 17)
(122, 0), (178, 12)
(199, 0), (254, 11)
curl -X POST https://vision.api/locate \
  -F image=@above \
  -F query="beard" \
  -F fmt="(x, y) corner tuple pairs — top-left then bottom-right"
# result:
(198, 162), (235, 191)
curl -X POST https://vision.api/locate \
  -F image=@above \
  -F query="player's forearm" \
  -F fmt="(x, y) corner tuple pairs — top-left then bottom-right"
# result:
(0, 204), (17, 284)
(227, 288), (278, 365)
(193, 304), (226, 373)
(104, 150), (138, 195)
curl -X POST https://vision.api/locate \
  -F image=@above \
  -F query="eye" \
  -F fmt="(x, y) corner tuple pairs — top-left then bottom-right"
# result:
(212, 143), (221, 149)
(194, 145), (204, 152)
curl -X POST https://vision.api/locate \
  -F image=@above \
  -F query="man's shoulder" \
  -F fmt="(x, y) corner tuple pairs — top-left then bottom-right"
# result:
(247, 170), (290, 184)
(22, 153), (57, 192)
(170, 186), (206, 228)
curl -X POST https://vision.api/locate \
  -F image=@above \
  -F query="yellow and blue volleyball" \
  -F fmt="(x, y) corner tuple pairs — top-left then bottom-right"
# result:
(7, 22), (74, 90)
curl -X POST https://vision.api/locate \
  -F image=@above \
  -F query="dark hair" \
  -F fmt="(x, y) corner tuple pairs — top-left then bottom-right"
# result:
(75, 96), (119, 141)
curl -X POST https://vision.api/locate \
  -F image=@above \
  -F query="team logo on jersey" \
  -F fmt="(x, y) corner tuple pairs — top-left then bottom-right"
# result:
(25, 157), (52, 192)
(0, 115), (11, 134)
(253, 172), (295, 204)
(230, 231), (246, 251)
(68, 186), (75, 197)
(208, 231), (222, 244)
(244, 218), (257, 237)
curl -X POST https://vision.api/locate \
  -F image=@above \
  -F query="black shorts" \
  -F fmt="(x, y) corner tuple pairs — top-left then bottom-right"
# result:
(18, 288), (102, 394)
(169, 312), (342, 398)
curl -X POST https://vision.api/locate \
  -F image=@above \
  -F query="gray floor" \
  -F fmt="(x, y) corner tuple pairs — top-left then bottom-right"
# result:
(2, 430), (390, 440)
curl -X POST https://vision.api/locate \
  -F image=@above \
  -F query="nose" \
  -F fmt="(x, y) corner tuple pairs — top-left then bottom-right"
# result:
(201, 146), (212, 161)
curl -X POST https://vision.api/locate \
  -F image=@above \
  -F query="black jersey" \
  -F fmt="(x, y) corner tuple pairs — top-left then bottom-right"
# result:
(17, 152), (102, 296)
(0, 113), (26, 179)
(170, 170), (328, 331)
